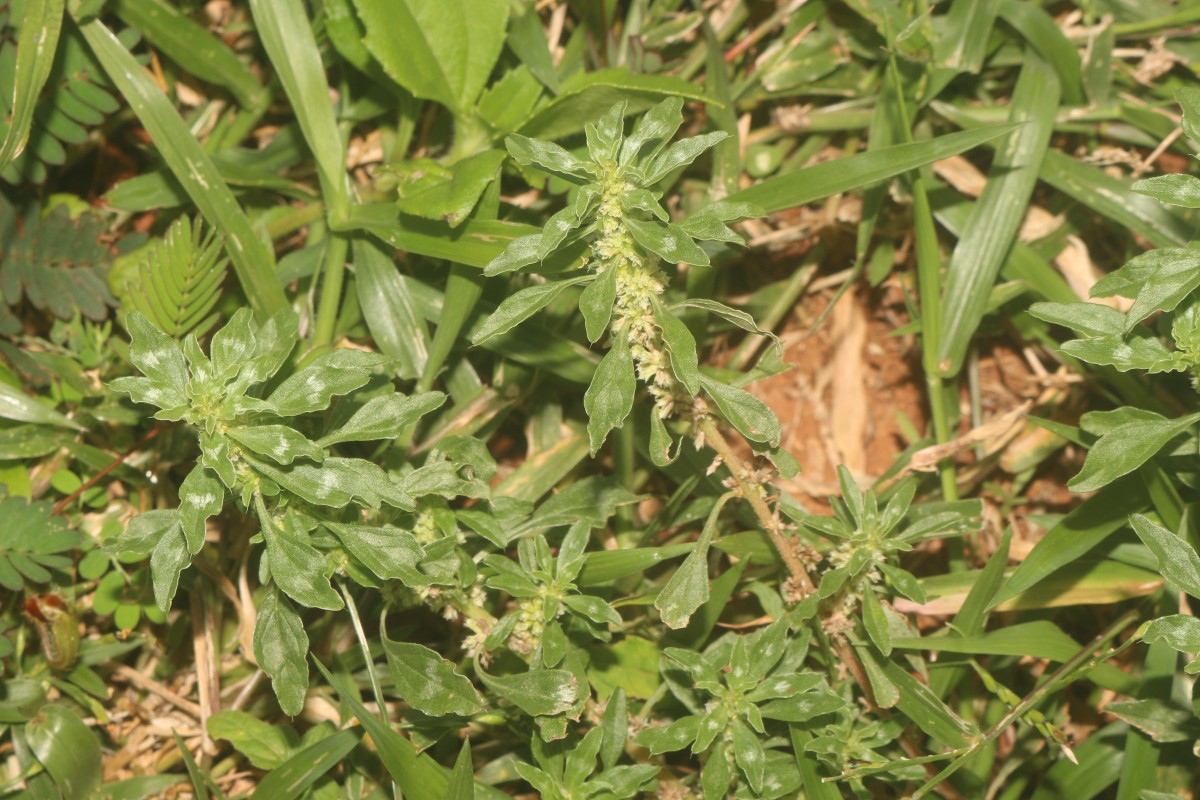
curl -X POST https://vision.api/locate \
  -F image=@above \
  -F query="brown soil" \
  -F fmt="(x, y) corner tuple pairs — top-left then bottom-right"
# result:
(752, 280), (927, 505)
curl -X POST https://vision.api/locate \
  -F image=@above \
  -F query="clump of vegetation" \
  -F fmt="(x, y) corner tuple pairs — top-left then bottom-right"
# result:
(2, 1), (1200, 798)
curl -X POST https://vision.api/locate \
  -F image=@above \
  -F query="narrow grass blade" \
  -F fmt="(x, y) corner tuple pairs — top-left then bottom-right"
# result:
(1031, 723), (1125, 800)
(1041, 150), (1193, 248)
(0, 0), (65, 173)
(314, 659), (448, 800)
(354, 237), (428, 380)
(937, 51), (1059, 377)
(75, 15), (285, 317)
(936, 0), (1001, 74)
(251, 729), (360, 800)
(991, 475), (1145, 607)
(725, 123), (1019, 214)
(110, 0), (265, 110)
(997, 0), (1085, 105)
(248, 0), (351, 219)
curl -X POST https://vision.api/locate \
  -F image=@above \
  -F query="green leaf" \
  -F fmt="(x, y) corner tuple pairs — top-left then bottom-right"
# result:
(725, 123), (1019, 214)
(208, 710), (291, 769)
(517, 70), (710, 141)
(505, 134), (593, 183)
(394, 150), (507, 227)
(0, 381), (84, 430)
(1140, 615), (1200, 673)
(699, 374), (781, 446)
(1028, 301), (1126, 337)
(1060, 334), (1180, 374)
(442, 740), (475, 800)
(250, 730), (361, 800)
(381, 635), (485, 717)
(655, 495), (729, 629)
(624, 217), (710, 267)
(635, 715), (699, 754)
(178, 464), (224, 555)
(324, 522), (423, 583)
(320, 392), (445, 446)
(643, 131), (729, 185)
(1100, 249), (1200, 332)
(937, 52), (1060, 376)
(149, 520), (190, 612)
(862, 591), (892, 655)
(262, 510), (343, 611)
(482, 234), (542, 277)
(0, 0), (65, 174)
(471, 274), (592, 344)
(228, 425), (324, 466)
(653, 301), (701, 395)
(25, 705), (101, 800)
(353, 237), (429, 381)
(1133, 174), (1200, 208)
(477, 668), (577, 716)
(648, 412), (677, 466)
(1069, 412), (1200, 493)
(584, 336), (636, 455)
(730, 719), (765, 794)
(1129, 514), (1200, 599)
(74, 15), (285, 318)
(620, 96), (684, 167)
(261, 350), (386, 417)
(353, 0), (509, 114)
(124, 311), (188, 404)
(254, 587), (310, 716)
(314, 659), (450, 799)
(579, 265), (617, 344)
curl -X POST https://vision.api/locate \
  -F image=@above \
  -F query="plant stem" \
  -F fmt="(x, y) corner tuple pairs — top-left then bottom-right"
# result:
(697, 417), (811, 591)
(340, 581), (387, 724)
(312, 232), (350, 349)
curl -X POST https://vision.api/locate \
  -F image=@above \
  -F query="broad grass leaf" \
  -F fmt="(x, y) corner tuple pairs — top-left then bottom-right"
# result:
(381, 635), (484, 717)
(250, 729), (360, 800)
(353, 0), (509, 114)
(25, 705), (101, 800)
(1129, 514), (1200, 599)
(1069, 412), (1200, 493)
(253, 588), (310, 716)
(313, 660), (449, 799)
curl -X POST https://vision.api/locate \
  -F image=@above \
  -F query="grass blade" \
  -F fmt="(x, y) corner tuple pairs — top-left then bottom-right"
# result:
(314, 658), (449, 800)
(725, 123), (1019, 214)
(991, 475), (1146, 608)
(250, 729), (361, 800)
(0, 0), (65, 173)
(75, 14), (285, 317)
(248, 0), (351, 218)
(1040, 149), (1193, 248)
(110, 0), (265, 110)
(937, 51), (1060, 377)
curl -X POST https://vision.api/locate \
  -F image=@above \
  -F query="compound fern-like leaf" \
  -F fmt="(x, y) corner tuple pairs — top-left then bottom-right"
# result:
(0, 497), (81, 591)
(0, 191), (117, 335)
(125, 215), (228, 338)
